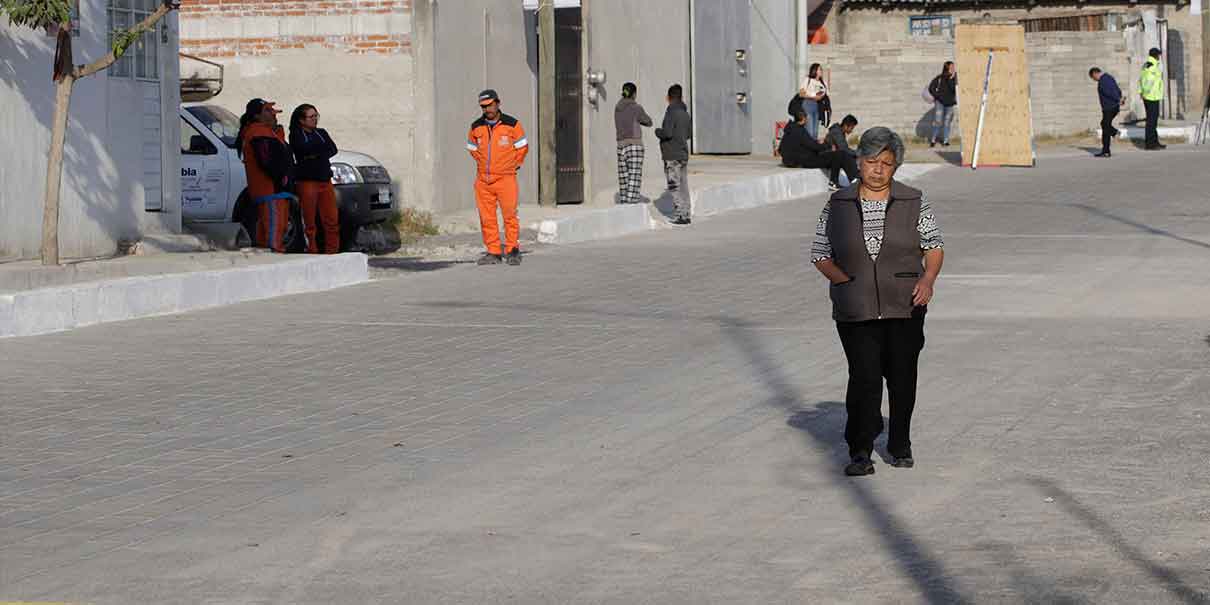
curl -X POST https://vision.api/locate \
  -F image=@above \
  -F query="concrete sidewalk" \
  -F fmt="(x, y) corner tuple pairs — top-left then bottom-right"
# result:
(430, 155), (943, 246)
(0, 251), (369, 338)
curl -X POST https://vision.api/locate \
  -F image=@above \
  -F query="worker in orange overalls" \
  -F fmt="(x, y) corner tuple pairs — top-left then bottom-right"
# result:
(467, 89), (528, 266)
(236, 98), (294, 253)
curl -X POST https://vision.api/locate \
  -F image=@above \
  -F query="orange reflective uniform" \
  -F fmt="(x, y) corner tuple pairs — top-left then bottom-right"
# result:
(467, 113), (528, 255)
(242, 122), (292, 252)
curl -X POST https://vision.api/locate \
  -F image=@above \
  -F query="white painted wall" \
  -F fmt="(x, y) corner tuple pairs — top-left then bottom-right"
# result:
(0, 1), (180, 261)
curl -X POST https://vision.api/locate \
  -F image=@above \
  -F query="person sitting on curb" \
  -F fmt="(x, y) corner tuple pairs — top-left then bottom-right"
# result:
(655, 83), (693, 225)
(824, 114), (860, 184)
(779, 110), (855, 190)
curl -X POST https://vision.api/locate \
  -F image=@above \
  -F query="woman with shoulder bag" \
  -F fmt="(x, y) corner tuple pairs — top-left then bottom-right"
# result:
(798, 63), (828, 140)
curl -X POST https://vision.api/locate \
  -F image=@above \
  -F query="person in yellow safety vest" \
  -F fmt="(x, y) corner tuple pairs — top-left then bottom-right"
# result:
(1140, 47), (1166, 150)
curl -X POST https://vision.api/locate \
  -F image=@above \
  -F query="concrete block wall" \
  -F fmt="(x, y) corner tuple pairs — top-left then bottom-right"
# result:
(179, 0), (414, 208)
(813, 30), (1181, 140)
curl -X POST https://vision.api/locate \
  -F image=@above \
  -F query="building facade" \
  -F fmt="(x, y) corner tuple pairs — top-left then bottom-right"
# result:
(180, 0), (799, 215)
(809, 0), (1204, 139)
(1, 0), (182, 261)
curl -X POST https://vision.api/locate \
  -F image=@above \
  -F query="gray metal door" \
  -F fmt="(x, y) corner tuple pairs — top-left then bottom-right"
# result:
(555, 8), (584, 204)
(692, 0), (752, 154)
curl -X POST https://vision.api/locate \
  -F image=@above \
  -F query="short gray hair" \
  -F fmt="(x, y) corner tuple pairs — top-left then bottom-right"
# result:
(857, 127), (905, 167)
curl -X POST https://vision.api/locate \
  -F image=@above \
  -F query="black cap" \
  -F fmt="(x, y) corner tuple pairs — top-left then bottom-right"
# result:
(1149, 47), (1162, 57)
(245, 98), (280, 116)
(478, 89), (500, 106)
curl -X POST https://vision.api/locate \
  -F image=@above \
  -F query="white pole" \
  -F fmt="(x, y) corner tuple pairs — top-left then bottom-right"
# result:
(972, 51), (994, 170)
(796, 0), (809, 87)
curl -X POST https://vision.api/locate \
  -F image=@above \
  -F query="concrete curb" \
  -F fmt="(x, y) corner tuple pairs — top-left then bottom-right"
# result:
(536, 164), (944, 245)
(1098, 124), (1196, 143)
(0, 253), (369, 338)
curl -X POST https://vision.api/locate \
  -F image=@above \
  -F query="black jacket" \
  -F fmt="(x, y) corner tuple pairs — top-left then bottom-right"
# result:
(929, 74), (957, 107)
(779, 121), (828, 165)
(289, 127), (338, 182)
(655, 101), (692, 162)
(824, 124), (856, 157)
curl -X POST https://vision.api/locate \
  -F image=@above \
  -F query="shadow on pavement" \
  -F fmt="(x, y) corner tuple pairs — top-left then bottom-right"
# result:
(369, 257), (468, 273)
(716, 316), (973, 604)
(1071, 204), (1210, 251)
(976, 540), (1096, 605)
(1029, 477), (1210, 604)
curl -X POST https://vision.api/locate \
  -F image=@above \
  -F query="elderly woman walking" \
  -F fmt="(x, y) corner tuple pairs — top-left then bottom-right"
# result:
(810, 127), (945, 477)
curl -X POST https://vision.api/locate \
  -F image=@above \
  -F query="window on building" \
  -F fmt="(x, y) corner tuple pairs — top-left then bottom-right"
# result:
(107, 0), (158, 80)
(909, 15), (954, 39)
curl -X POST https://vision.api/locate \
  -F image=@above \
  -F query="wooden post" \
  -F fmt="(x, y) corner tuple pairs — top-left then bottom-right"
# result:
(538, 3), (557, 207)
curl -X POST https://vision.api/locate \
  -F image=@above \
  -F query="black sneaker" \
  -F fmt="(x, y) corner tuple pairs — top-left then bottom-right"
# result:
(844, 453), (875, 476)
(672, 216), (691, 225)
(929, 140), (936, 148)
(888, 449), (915, 468)
(827, 181), (841, 191)
(1094, 151), (1111, 158)
(477, 253), (502, 266)
(505, 248), (522, 266)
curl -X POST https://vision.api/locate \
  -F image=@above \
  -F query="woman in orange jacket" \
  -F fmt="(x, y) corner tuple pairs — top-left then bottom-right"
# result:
(235, 98), (294, 252)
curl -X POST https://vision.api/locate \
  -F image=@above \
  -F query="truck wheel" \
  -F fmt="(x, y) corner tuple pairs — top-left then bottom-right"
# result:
(234, 191), (258, 246)
(283, 199), (306, 253)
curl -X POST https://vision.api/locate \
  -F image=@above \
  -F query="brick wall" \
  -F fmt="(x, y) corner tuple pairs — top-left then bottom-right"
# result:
(179, 0), (412, 57)
(813, 32), (1169, 139)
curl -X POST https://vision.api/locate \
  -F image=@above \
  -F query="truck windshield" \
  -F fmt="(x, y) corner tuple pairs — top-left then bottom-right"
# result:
(185, 105), (241, 149)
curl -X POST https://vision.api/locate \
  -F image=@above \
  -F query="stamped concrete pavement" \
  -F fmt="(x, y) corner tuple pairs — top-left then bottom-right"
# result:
(2, 148), (1209, 604)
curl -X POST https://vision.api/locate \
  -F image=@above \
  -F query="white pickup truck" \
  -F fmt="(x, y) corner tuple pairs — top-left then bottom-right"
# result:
(179, 102), (395, 251)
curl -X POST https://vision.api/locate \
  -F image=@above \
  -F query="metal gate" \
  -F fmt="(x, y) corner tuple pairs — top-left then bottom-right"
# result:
(555, 8), (584, 204)
(692, 0), (751, 154)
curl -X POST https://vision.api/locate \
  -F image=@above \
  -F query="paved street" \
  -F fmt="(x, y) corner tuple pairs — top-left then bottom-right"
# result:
(2, 148), (1209, 604)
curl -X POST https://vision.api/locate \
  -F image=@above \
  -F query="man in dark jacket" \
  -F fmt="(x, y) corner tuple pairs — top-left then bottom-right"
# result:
(1089, 67), (1124, 157)
(780, 111), (855, 189)
(928, 62), (958, 147)
(824, 114), (860, 185)
(655, 84), (692, 224)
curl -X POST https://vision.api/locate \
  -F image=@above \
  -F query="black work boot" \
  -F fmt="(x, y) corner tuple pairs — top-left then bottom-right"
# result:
(477, 252), (502, 266)
(505, 248), (522, 266)
(889, 448), (915, 468)
(845, 452), (875, 477)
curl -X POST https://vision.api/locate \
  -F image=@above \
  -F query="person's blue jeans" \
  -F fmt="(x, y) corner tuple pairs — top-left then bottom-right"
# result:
(803, 99), (820, 140)
(931, 101), (955, 144)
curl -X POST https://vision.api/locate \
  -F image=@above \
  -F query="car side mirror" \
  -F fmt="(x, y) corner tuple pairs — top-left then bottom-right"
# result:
(188, 135), (217, 155)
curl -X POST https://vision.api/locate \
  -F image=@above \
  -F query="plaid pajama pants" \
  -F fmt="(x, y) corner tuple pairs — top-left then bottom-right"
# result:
(616, 144), (645, 204)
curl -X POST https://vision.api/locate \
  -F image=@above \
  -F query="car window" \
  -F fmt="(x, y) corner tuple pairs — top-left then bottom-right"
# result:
(185, 105), (241, 149)
(180, 117), (213, 155)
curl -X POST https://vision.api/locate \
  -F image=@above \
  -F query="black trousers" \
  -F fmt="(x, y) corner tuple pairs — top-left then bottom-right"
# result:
(1100, 108), (1119, 153)
(836, 318), (926, 458)
(1144, 99), (1161, 147)
(784, 150), (856, 184)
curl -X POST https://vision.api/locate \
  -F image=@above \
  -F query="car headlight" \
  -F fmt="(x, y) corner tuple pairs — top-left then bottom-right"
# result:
(331, 163), (361, 185)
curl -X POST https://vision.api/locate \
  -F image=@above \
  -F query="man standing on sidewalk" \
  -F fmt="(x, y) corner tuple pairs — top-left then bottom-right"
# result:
(615, 82), (654, 204)
(467, 89), (529, 266)
(655, 84), (692, 225)
(1140, 47), (1166, 150)
(1089, 67), (1124, 158)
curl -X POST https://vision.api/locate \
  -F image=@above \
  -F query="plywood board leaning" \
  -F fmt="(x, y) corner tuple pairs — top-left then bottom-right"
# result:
(956, 23), (1033, 167)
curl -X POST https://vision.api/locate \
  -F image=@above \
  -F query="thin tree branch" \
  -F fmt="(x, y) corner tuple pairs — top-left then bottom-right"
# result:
(73, 3), (172, 79)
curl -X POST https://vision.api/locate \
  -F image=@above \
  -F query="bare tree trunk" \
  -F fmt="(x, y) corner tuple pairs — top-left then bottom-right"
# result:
(41, 74), (74, 266)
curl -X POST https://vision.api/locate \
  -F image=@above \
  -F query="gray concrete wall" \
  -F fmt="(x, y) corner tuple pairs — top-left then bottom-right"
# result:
(749, 0), (798, 155)
(411, 1), (537, 215)
(1, 2), (180, 262)
(583, 0), (691, 206)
